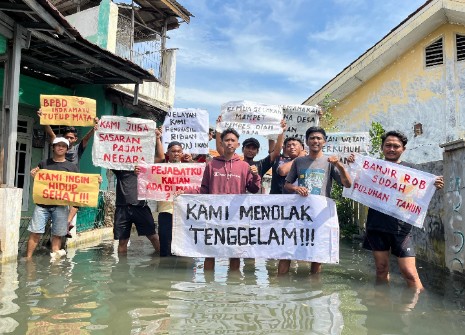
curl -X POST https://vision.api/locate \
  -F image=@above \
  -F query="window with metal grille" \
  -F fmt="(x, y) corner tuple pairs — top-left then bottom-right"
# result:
(456, 34), (465, 61)
(425, 38), (443, 67)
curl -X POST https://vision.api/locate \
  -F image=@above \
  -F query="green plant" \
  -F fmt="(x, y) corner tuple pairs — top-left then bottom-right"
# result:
(319, 93), (339, 132)
(331, 183), (359, 238)
(369, 121), (385, 159)
(320, 93), (357, 238)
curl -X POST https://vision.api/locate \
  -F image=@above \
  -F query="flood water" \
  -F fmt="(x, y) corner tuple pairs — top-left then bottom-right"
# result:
(1, 237), (465, 334)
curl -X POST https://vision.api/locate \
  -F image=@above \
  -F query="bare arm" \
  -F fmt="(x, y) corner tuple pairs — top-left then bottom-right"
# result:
(215, 116), (224, 156)
(269, 120), (287, 161)
(277, 160), (294, 176)
(328, 155), (352, 188)
(37, 109), (56, 141)
(154, 127), (165, 163)
(80, 117), (99, 149)
(68, 207), (78, 223)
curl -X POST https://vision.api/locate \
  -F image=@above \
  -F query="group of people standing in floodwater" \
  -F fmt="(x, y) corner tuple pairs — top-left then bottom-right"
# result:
(26, 108), (444, 292)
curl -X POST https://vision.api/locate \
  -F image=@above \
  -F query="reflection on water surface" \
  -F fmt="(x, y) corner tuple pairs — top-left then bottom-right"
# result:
(0, 237), (464, 334)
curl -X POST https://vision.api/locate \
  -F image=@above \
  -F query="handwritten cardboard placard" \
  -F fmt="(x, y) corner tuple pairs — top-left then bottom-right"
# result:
(33, 170), (99, 207)
(323, 132), (370, 164)
(216, 100), (283, 136)
(92, 116), (156, 170)
(343, 153), (437, 228)
(40, 95), (96, 126)
(137, 162), (206, 201)
(162, 108), (209, 154)
(281, 105), (320, 142)
(172, 194), (339, 263)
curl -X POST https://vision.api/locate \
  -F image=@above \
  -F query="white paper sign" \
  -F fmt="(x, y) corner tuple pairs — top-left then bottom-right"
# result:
(323, 132), (370, 164)
(172, 194), (340, 263)
(92, 116), (156, 170)
(343, 153), (437, 228)
(217, 100), (283, 136)
(282, 104), (320, 142)
(137, 162), (206, 201)
(162, 108), (209, 154)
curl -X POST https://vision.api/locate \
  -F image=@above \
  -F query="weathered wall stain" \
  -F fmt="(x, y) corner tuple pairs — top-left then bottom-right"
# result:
(412, 160), (445, 267)
(441, 140), (465, 274)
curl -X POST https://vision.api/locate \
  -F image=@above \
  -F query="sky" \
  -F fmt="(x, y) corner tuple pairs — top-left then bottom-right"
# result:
(166, 0), (427, 157)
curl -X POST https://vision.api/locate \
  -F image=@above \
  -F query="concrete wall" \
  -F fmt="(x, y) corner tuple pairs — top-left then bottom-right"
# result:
(441, 139), (465, 274)
(403, 139), (465, 275)
(66, 0), (117, 52)
(411, 160), (445, 268)
(330, 23), (465, 164)
(0, 188), (22, 263)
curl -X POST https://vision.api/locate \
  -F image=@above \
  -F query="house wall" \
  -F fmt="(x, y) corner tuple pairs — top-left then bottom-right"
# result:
(0, 34), (6, 54)
(66, 0), (117, 52)
(0, 69), (73, 216)
(332, 23), (465, 164)
(64, 0), (178, 111)
(0, 70), (141, 217)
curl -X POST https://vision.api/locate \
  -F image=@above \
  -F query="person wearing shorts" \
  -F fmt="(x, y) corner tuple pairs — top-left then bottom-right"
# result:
(27, 137), (78, 259)
(112, 170), (160, 254)
(363, 130), (444, 290)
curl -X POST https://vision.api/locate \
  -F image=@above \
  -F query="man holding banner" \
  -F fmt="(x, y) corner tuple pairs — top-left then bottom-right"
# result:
(361, 130), (443, 291)
(281, 126), (353, 275)
(112, 128), (165, 254)
(189, 128), (261, 271)
(157, 141), (193, 257)
(27, 137), (79, 259)
(38, 109), (98, 166)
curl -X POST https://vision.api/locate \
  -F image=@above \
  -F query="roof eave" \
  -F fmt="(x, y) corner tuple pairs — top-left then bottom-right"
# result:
(303, 0), (465, 106)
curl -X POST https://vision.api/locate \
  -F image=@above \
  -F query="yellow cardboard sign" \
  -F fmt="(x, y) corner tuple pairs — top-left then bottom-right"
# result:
(40, 95), (96, 126)
(33, 170), (100, 207)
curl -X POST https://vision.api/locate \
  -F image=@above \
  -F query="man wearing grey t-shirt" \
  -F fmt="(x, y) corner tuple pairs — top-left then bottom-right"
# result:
(280, 126), (353, 275)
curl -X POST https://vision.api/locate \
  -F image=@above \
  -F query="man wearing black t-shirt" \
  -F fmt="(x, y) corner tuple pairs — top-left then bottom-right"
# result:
(269, 137), (305, 194)
(27, 137), (79, 259)
(363, 130), (444, 290)
(112, 127), (165, 254)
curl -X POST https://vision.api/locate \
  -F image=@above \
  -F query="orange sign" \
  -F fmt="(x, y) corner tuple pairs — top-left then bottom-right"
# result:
(40, 95), (96, 126)
(33, 170), (100, 207)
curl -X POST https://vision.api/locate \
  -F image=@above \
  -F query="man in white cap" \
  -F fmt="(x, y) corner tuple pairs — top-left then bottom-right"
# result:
(27, 137), (79, 259)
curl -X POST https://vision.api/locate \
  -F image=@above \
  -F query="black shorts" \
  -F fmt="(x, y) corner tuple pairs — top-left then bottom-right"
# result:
(114, 205), (156, 240)
(363, 230), (416, 257)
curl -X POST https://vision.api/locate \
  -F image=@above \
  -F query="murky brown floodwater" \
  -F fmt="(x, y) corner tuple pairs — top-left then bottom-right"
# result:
(1, 237), (464, 334)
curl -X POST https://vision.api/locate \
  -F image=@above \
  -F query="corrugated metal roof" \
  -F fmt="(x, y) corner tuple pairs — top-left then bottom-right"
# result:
(1, 0), (160, 85)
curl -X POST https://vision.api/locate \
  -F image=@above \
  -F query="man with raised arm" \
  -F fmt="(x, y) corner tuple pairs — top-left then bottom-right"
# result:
(112, 127), (165, 254)
(281, 126), (353, 275)
(215, 117), (287, 178)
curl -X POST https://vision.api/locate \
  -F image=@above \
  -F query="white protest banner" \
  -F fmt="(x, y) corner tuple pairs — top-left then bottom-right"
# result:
(323, 132), (370, 164)
(216, 100), (283, 136)
(163, 108), (209, 154)
(172, 194), (339, 263)
(137, 162), (206, 201)
(281, 105), (320, 142)
(343, 153), (437, 228)
(92, 115), (156, 170)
